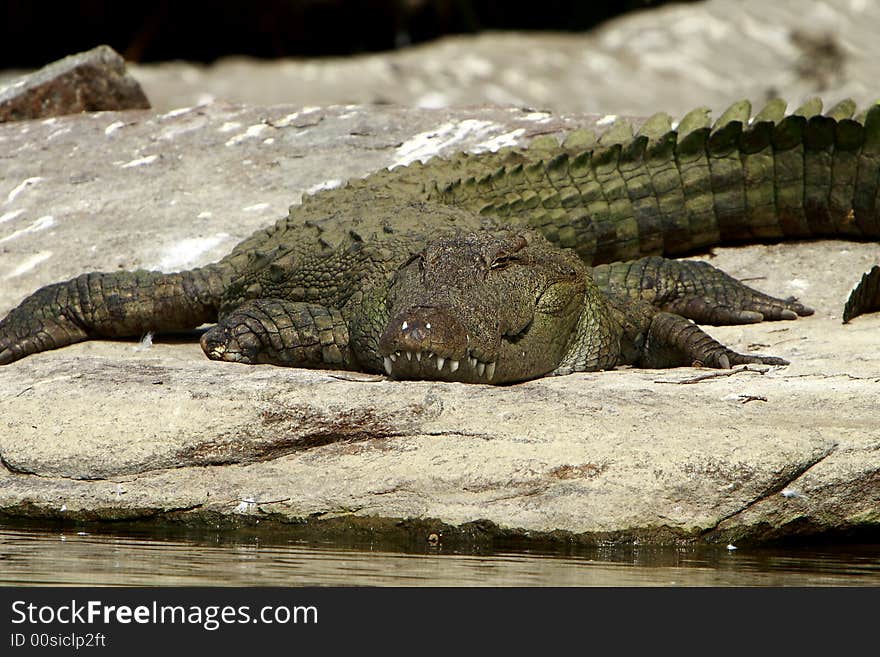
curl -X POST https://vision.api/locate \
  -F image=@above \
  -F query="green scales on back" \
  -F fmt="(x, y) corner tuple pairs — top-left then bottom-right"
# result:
(341, 97), (880, 264)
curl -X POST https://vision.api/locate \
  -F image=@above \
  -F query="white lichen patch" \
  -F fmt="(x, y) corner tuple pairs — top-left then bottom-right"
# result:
(104, 121), (126, 136)
(225, 123), (269, 146)
(473, 128), (526, 153)
(483, 83), (526, 106)
(5, 251), (52, 278)
(159, 106), (193, 120)
(5, 177), (43, 204)
(305, 179), (343, 196)
(416, 92), (449, 109)
(243, 202), (271, 212)
(0, 209), (25, 224)
(121, 154), (159, 168)
(0, 77), (26, 93)
(781, 488), (807, 499)
(597, 114), (618, 126)
(47, 127), (72, 141)
(197, 211), (213, 219)
(0, 215), (55, 245)
(155, 233), (230, 271)
(454, 54), (493, 79)
(273, 107), (321, 128)
(523, 111), (553, 123)
(393, 119), (500, 167)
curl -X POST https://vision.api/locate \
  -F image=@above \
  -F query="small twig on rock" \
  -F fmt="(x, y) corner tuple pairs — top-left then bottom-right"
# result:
(736, 395), (767, 404)
(655, 365), (770, 385)
(327, 372), (386, 383)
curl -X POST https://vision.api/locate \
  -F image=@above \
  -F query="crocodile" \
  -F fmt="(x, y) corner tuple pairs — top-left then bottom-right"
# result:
(1, 98), (879, 384)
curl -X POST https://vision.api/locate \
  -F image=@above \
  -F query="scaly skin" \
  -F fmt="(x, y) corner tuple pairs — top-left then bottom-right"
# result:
(1, 98), (878, 383)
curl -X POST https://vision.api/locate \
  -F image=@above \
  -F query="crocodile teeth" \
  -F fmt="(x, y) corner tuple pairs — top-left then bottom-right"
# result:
(383, 348), (494, 380)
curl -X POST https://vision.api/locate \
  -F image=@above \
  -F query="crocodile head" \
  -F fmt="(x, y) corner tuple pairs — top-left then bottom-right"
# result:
(377, 231), (588, 384)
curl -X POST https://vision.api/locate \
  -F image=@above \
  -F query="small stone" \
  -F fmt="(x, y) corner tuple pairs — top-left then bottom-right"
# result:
(0, 45), (150, 123)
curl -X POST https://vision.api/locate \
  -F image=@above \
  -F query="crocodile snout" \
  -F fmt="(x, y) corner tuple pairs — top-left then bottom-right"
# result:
(379, 306), (468, 358)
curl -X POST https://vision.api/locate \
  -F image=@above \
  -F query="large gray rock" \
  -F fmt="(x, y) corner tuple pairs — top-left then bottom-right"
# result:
(0, 102), (877, 545)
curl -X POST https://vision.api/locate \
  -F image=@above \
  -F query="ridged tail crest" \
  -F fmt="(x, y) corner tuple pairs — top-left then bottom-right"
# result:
(427, 98), (880, 266)
(843, 265), (880, 323)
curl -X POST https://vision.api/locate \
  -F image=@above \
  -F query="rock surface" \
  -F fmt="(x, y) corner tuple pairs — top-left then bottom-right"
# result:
(0, 45), (149, 123)
(0, 102), (877, 546)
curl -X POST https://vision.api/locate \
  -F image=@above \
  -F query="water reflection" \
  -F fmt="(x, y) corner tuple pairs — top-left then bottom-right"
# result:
(0, 528), (877, 587)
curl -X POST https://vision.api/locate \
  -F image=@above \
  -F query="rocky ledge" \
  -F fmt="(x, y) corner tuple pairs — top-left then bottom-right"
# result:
(0, 101), (877, 546)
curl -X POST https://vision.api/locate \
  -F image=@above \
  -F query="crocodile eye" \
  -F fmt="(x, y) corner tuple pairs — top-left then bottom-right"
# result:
(488, 236), (528, 270)
(489, 255), (520, 270)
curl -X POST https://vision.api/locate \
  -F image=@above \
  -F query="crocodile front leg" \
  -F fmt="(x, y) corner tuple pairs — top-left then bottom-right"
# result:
(200, 299), (353, 369)
(0, 268), (222, 364)
(592, 256), (814, 325)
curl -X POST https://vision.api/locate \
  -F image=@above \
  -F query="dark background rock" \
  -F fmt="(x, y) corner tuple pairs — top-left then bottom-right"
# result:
(0, 0), (694, 65)
(0, 45), (149, 122)
(2, 1), (876, 120)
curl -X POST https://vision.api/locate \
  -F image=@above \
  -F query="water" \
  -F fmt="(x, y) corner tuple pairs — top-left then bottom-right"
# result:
(1, 527), (877, 586)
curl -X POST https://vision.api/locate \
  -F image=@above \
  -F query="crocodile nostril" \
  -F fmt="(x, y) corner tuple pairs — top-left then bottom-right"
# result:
(379, 306), (467, 356)
(399, 318), (431, 343)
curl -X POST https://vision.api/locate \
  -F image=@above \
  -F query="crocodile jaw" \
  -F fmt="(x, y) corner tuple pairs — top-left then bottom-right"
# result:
(376, 304), (506, 383)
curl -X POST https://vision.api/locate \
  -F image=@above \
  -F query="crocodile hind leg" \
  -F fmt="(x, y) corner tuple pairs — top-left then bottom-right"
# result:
(0, 268), (222, 364)
(592, 256), (813, 325)
(201, 298), (354, 369)
(639, 311), (789, 369)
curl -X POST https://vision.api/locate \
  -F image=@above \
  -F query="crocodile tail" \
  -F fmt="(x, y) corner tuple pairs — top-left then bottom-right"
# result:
(432, 99), (880, 266)
(0, 266), (225, 364)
